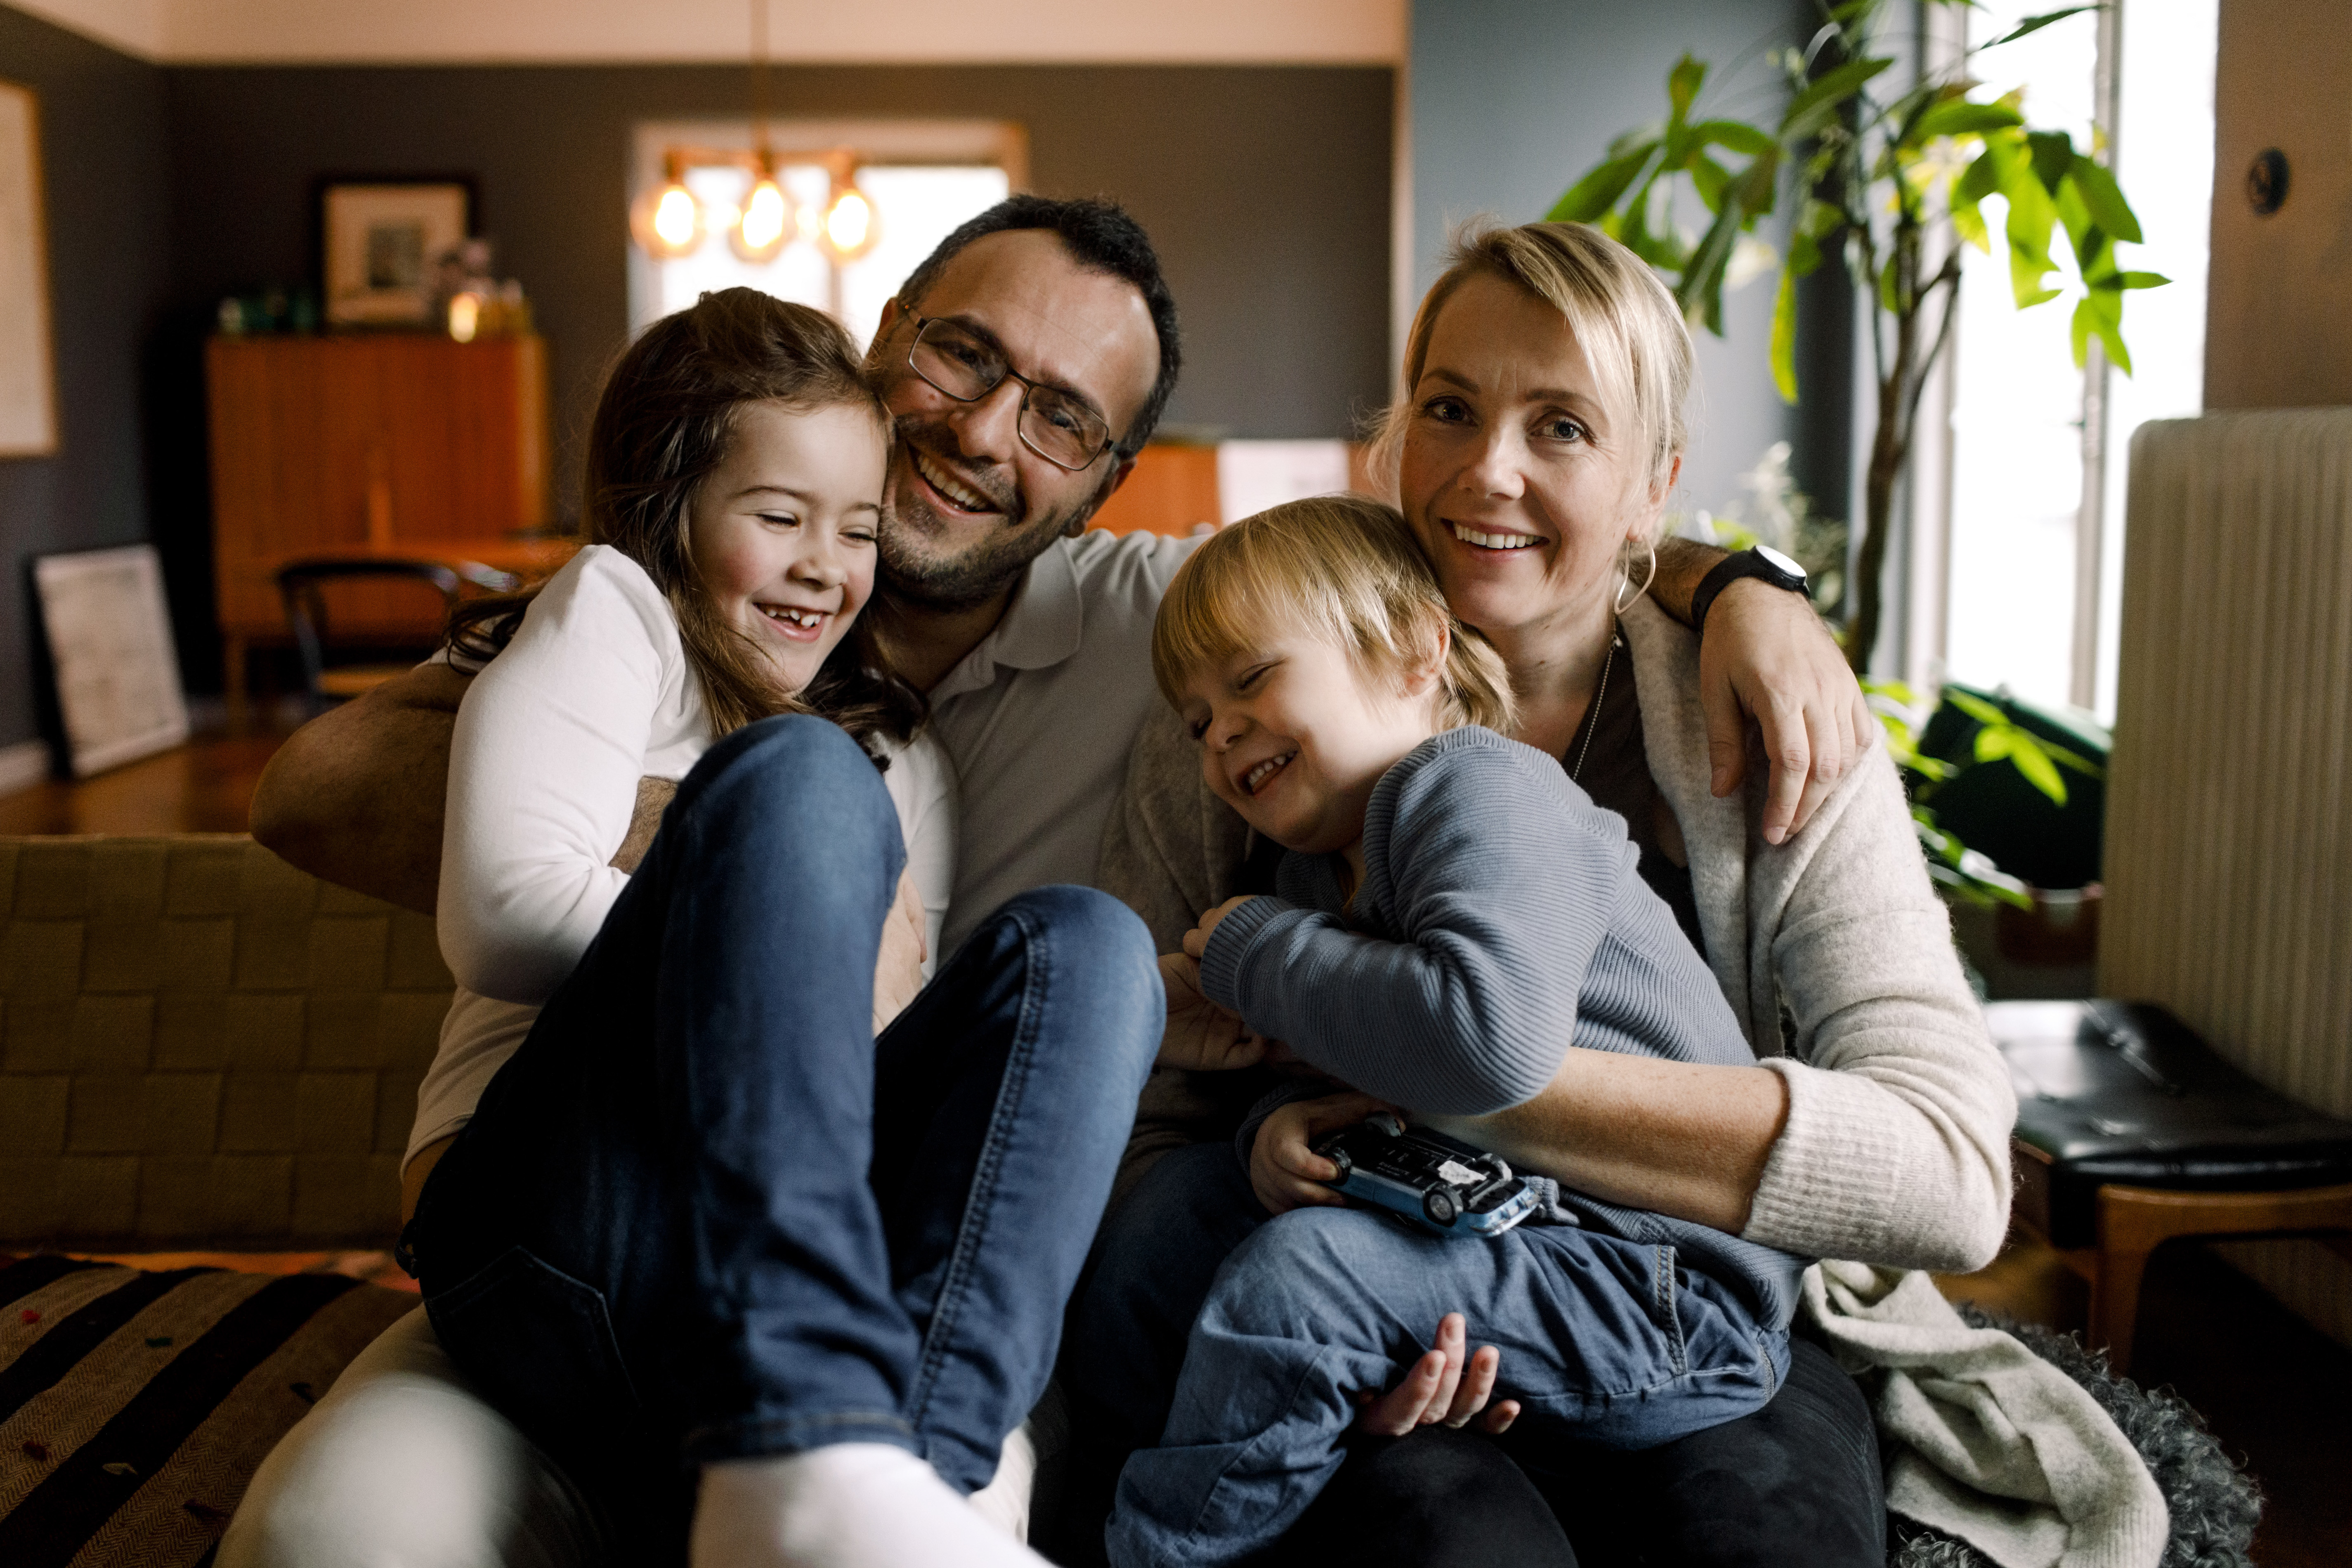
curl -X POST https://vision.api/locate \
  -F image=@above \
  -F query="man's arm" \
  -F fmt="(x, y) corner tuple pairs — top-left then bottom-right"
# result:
(250, 663), (469, 914)
(1651, 536), (1876, 845)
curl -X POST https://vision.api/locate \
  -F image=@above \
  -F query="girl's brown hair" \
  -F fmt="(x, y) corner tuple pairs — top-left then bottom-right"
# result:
(1152, 494), (1516, 736)
(447, 287), (922, 744)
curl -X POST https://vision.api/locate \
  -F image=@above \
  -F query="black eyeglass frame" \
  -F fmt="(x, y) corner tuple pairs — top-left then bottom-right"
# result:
(903, 315), (1122, 472)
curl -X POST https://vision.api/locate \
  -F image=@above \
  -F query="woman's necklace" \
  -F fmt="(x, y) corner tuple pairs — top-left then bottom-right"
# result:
(1568, 622), (1623, 783)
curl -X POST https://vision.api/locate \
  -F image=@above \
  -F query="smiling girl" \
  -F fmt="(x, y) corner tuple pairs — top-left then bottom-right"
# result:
(399, 289), (1161, 1568)
(1110, 494), (1806, 1568)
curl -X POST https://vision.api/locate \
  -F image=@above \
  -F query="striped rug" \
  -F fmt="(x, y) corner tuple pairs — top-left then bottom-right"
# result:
(0, 1254), (417, 1566)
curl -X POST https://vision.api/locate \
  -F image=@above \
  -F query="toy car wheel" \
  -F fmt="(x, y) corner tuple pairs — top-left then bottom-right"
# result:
(1422, 1188), (1459, 1228)
(1326, 1147), (1352, 1183)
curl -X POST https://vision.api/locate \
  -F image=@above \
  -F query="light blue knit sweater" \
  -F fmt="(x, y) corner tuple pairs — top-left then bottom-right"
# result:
(1200, 725), (1808, 1325)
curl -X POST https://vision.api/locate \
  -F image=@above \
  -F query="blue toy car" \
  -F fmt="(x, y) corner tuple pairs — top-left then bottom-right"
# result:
(1313, 1114), (1540, 1239)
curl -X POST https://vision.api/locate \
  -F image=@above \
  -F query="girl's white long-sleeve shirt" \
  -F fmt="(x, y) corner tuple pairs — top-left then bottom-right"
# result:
(411, 544), (955, 1163)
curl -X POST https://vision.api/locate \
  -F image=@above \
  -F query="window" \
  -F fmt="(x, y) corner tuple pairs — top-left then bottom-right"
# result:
(627, 120), (1024, 351)
(1938, 0), (2215, 721)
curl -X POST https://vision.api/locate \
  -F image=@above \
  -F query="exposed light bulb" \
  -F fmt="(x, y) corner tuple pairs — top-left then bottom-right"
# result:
(732, 177), (791, 262)
(632, 176), (705, 259)
(824, 187), (876, 258)
(654, 187), (699, 249)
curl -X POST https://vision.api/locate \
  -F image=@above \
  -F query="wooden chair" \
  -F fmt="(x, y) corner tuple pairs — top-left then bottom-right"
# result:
(1991, 999), (2352, 1373)
(276, 557), (515, 710)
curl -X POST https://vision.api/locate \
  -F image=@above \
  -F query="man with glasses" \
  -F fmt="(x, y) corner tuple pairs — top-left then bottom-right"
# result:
(242, 195), (1872, 1567)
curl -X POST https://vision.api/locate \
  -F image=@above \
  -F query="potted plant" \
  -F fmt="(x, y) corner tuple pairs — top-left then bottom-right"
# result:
(1551, 0), (2165, 671)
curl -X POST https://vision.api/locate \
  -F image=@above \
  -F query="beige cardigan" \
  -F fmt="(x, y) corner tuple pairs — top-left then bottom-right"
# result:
(1096, 597), (2013, 1274)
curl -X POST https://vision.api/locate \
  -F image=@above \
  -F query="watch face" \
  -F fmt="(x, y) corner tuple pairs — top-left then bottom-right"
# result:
(1756, 544), (1806, 583)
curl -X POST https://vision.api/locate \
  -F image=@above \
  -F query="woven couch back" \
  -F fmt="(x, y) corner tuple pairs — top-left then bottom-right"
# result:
(0, 836), (452, 1250)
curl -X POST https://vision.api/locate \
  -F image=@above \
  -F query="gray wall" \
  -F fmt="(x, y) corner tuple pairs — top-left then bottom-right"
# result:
(0, 5), (173, 753)
(1409, 0), (1852, 522)
(160, 63), (1396, 513)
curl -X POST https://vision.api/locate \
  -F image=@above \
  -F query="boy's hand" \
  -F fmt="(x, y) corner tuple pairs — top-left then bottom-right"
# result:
(1183, 895), (1260, 960)
(1157, 954), (1267, 1070)
(1352, 1312), (1521, 1437)
(1250, 1091), (1392, 1214)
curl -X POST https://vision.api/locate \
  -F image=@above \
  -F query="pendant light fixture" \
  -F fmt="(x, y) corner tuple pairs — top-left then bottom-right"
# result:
(631, 152), (704, 260)
(727, 0), (791, 263)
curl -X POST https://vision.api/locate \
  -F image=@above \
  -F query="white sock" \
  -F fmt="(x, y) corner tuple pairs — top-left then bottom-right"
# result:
(689, 1443), (1051, 1568)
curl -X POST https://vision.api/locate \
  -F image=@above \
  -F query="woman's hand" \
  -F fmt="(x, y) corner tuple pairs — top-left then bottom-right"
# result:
(872, 867), (928, 1034)
(1183, 895), (1259, 959)
(1353, 1313), (1521, 1437)
(1698, 579), (1875, 845)
(1249, 1091), (1392, 1214)
(1158, 953), (1268, 1070)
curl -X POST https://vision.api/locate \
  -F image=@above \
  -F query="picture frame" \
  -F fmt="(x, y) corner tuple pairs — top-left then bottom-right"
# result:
(34, 544), (190, 777)
(320, 179), (473, 327)
(0, 80), (59, 457)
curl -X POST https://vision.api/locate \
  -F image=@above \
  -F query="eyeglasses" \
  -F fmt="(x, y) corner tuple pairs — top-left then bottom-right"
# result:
(904, 316), (1119, 472)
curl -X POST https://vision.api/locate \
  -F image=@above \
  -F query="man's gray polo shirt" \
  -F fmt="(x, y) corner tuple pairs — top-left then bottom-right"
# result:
(927, 527), (1199, 952)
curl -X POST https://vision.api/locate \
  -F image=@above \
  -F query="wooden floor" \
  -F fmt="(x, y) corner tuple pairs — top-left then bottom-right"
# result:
(0, 719), (296, 835)
(4, 729), (2349, 1561)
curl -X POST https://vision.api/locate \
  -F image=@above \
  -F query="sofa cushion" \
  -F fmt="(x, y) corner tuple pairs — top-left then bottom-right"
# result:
(0, 1253), (416, 1566)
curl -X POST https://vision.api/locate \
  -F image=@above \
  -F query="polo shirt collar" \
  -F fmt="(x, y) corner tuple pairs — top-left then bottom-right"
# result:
(930, 536), (1085, 702)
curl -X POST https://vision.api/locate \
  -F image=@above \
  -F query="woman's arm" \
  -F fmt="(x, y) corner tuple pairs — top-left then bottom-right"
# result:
(438, 549), (677, 1004)
(1438, 746), (2012, 1273)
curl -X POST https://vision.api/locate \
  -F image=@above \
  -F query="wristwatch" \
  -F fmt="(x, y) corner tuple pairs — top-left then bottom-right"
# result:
(1689, 546), (1809, 640)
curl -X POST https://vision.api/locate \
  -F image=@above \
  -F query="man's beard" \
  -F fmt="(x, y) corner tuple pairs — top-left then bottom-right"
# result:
(878, 426), (1093, 612)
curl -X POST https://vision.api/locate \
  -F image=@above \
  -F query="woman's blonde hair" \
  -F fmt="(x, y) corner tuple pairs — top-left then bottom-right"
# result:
(1368, 220), (1694, 536)
(1152, 494), (1516, 736)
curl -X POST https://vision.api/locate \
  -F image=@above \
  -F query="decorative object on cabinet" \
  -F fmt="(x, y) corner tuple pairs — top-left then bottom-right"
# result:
(0, 80), (58, 458)
(320, 179), (473, 327)
(205, 333), (565, 719)
(31, 544), (191, 777)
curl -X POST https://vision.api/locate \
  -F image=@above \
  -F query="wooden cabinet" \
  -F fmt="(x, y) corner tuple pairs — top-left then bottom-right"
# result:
(205, 334), (555, 697)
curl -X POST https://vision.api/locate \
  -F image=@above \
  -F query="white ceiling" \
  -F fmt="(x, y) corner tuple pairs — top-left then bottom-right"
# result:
(11, 0), (1404, 64)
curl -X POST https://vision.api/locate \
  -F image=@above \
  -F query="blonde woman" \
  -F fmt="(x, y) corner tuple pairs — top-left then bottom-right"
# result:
(1073, 222), (2010, 1567)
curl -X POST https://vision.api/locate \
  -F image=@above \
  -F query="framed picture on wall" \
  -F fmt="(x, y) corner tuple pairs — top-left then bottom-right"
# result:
(33, 544), (189, 777)
(321, 179), (473, 327)
(0, 80), (59, 457)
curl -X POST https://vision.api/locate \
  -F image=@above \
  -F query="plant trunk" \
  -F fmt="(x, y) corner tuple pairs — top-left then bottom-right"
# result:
(1849, 412), (1909, 674)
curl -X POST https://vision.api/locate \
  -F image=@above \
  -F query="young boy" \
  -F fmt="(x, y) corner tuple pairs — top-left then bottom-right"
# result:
(1108, 494), (1808, 1568)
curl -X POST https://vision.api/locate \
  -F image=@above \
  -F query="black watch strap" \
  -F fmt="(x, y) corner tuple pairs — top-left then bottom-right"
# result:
(1689, 546), (1808, 640)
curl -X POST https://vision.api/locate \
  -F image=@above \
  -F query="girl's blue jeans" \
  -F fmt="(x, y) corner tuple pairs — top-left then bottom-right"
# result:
(407, 715), (1161, 1549)
(1095, 1143), (1790, 1568)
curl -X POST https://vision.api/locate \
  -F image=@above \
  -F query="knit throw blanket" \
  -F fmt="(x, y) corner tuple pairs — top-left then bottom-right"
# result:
(1802, 1262), (2168, 1568)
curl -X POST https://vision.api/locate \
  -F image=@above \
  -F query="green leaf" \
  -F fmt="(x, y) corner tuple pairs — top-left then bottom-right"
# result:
(1987, 5), (2101, 48)
(2116, 270), (2169, 289)
(2026, 129), (2075, 191)
(1771, 264), (1799, 401)
(1691, 152), (1733, 214)
(2005, 734), (2071, 804)
(1550, 142), (1657, 222)
(2066, 153), (2142, 243)
(1781, 57), (1894, 141)
(1913, 99), (2026, 141)
(1669, 54), (1707, 123)
(1946, 690), (2008, 725)
(1694, 118), (1776, 156)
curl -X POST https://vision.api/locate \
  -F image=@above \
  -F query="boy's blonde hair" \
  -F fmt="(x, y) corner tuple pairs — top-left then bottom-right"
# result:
(1368, 220), (1694, 535)
(1152, 494), (1516, 736)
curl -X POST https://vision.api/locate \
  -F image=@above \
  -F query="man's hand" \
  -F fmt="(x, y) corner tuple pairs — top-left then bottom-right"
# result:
(1352, 1312), (1520, 1437)
(873, 867), (928, 1034)
(607, 778), (676, 873)
(249, 661), (468, 914)
(1249, 1091), (1391, 1214)
(1157, 953), (1267, 1071)
(1182, 895), (1259, 960)
(1699, 579), (1874, 845)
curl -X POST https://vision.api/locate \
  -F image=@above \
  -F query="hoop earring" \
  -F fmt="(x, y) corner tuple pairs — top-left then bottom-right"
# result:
(1614, 537), (1658, 615)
